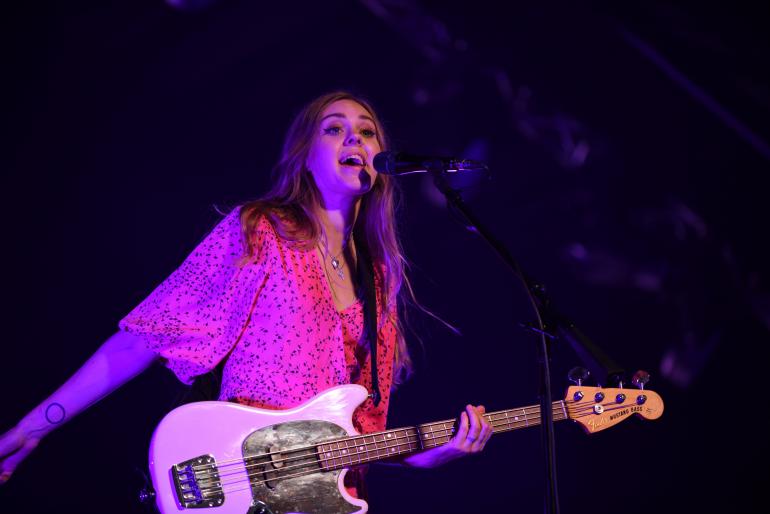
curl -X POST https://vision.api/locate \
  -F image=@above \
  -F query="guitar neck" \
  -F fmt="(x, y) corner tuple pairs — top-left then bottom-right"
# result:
(318, 400), (568, 470)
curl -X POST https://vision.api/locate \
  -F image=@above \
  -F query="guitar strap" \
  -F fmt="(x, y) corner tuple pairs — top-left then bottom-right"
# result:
(355, 233), (382, 407)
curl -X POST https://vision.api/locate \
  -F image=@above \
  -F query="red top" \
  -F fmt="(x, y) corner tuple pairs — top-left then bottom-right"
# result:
(119, 207), (397, 434)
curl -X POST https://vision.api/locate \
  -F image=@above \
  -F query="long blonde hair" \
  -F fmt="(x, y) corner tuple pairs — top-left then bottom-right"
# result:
(239, 91), (412, 383)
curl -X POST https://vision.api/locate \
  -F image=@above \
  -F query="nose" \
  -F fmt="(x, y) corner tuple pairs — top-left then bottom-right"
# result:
(345, 132), (362, 145)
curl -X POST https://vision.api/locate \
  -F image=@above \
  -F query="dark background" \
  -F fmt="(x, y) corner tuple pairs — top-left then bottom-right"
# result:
(3, 1), (769, 512)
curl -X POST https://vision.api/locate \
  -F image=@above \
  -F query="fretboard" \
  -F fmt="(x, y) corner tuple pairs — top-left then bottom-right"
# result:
(318, 400), (568, 470)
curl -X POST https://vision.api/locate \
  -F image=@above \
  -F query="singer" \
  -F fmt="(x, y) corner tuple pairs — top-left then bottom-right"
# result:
(0, 91), (491, 502)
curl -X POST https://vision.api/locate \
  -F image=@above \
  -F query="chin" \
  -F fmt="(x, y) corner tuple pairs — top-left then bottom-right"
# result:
(336, 171), (372, 193)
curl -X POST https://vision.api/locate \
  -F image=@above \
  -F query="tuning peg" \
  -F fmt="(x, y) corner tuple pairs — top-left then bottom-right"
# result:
(632, 370), (651, 390)
(568, 366), (590, 386)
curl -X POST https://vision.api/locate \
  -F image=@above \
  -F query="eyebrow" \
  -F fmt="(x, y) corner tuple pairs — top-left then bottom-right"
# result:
(320, 113), (375, 123)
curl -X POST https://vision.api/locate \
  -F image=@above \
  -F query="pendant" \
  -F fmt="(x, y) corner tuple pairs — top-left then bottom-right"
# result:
(331, 257), (344, 280)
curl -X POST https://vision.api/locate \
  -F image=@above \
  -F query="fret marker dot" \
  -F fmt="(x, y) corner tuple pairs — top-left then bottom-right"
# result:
(387, 433), (392, 438)
(515, 417), (519, 421)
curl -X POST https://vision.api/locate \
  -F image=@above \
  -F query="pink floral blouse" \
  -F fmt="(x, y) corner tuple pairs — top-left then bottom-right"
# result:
(119, 207), (397, 434)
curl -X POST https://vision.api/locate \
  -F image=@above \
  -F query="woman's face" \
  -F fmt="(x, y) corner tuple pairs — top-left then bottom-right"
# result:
(305, 99), (381, 208)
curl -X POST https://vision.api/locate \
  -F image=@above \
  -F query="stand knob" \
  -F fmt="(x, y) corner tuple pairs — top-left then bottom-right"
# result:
(632, 370), (651, 390)
(568, 366), (590, 386)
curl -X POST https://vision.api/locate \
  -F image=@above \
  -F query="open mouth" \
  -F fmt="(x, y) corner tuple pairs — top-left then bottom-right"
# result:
(339, 154), (366, 167)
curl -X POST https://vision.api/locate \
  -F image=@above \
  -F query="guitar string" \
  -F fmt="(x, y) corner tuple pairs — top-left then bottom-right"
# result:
(186, 404), (568, 480)
(186, 400), (636, 497)
(189, 400), (629, 487)
(190, 411), (574, 497)
(189, 399), (628, 485)
(197, 411), (573, 499)
(204, 412), (561, 482)
(186, 402), (571, 474)
(196, 399), (640, 500)
(198, 425), (539, 498)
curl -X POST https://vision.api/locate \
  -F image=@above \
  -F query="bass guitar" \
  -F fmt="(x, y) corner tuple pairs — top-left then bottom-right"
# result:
(148, 383), (663, 513)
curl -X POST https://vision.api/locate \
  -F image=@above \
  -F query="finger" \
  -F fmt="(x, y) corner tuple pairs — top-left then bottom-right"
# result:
(478, 407), (493, 447)
(470, 405), (491, 451)
(466, 405), (483, 446)
(482, 418), (493, 445)
(453, 410), (470, 448)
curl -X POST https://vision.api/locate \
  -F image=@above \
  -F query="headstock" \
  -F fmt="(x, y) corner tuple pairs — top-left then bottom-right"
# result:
(563, 385), (664, 433)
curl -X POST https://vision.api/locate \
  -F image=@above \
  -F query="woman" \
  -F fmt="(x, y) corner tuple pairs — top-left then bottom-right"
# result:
(0, 92), (491, 502)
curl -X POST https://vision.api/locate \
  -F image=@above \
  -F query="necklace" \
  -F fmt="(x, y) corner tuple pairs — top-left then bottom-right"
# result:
(330, 252), (345, 280)
(320, 230), (353, 281)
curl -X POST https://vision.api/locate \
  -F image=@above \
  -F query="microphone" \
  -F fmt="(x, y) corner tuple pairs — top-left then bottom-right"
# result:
(372, 151), (488, 176)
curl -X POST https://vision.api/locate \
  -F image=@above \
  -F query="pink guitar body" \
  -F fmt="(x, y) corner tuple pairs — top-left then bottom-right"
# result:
(149, 384), (370, 514)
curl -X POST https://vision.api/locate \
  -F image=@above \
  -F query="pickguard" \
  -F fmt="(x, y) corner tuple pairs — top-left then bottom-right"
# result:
(244, 420), (357, 514)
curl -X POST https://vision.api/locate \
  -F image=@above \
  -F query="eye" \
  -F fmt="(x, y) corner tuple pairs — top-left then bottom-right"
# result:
(361, 128), (376, 138)
(323, 126), (344, 135)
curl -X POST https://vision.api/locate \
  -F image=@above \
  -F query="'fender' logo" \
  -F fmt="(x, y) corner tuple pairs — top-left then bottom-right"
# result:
(588, 405), (643, 429)
(587, 416), (608, 430)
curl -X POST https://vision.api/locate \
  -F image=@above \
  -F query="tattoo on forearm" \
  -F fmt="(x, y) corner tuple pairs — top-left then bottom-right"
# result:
(44, 403), (66, 425)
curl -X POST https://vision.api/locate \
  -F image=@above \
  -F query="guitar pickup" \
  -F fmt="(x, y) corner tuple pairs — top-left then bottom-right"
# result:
(172, 454), (224, 509)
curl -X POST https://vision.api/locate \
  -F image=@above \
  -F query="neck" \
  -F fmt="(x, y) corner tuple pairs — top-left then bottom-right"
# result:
(317, 400), (569, 471)
(316, 198), (360, 241)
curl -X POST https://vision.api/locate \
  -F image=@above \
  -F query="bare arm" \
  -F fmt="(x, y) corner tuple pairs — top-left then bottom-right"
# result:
(0, 330), (157, 482)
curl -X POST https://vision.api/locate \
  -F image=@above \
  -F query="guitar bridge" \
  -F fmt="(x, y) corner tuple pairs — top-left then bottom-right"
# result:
(172, 454), (224, 509)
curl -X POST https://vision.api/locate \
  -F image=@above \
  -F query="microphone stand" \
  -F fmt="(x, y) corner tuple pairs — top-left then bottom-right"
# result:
(424, 161), (616, 514)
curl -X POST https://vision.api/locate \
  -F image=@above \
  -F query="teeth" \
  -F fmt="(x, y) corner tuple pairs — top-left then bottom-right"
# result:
(341, 155), (365, 165)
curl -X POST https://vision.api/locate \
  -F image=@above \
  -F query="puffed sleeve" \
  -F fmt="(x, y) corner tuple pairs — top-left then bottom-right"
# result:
(119, 207), (270, 384)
